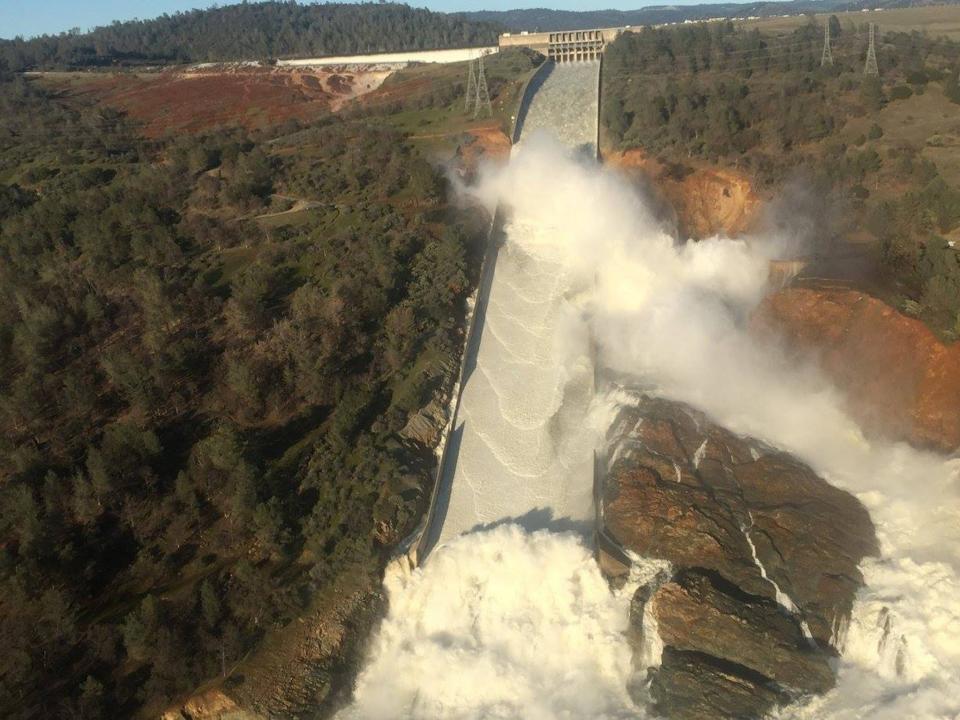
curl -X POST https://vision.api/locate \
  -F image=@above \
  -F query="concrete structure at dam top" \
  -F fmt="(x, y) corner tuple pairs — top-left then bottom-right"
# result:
(500, 27), (625, 62)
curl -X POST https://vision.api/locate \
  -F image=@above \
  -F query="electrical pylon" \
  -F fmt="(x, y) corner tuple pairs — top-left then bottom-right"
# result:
(464, 58), (477, 113)
(821, 22), (833, 67)
(473, 54), (492, 119)
(864, 23), (879, 76)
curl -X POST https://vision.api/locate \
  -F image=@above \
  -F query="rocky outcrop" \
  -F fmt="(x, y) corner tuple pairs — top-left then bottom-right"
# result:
(602, 395), (877, 719)
(653, 573), (833, 693)
(651, 647), (787, 720)
(161, 689), (253, 720)
(399, 355), (459, 448)
(756, 287), (960, 453)
(454, 125), (512, 176)
(164, 575), (386, 720)
(605, 149), (760, 239)
(400, 395), (450, 448)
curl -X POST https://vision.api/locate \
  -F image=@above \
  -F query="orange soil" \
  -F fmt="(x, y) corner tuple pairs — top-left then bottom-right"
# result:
(459, 124), (511, 171)
(756, 287), (960, 453)
(50, 66), (388, 137)
(606, 148), (761, 239)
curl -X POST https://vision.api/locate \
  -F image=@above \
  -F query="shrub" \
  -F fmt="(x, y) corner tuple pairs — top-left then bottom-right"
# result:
(850, 184), (870, 200)
(890, 85), (914, 100)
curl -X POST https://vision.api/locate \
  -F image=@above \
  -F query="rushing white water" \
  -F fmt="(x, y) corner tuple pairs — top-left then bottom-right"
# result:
(342, 63), (960, 719)
(467, 139), (960, 719)
(429, 61), (604, 551)
(342, 526), (645, 720)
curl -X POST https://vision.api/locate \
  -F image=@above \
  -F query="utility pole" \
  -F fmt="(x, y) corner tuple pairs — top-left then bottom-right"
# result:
(464, 58), (477, 113)
(821, 21), (833, 67)
(864, 23), (879, 76)
(474, 53), (492, 119)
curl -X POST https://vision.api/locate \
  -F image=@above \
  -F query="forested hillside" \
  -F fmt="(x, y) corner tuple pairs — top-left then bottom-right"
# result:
(461, 0), (956, 32)
(602, 20), (960, 338)
(0, 1), (501, 70)
(0, 62), (494, 716)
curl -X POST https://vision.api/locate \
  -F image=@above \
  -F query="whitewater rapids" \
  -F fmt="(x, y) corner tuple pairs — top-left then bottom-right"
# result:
(339, 61), (960, 720)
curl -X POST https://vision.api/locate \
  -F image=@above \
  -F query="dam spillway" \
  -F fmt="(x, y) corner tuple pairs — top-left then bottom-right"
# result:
(422, 61), (602, 555)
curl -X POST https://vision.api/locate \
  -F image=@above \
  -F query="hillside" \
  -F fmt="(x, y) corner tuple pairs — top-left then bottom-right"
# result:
(601, 18), (960, 339)
(0, 2), (501, 71)
(0, 45), (541, 718)
(461, 0), (958, 32)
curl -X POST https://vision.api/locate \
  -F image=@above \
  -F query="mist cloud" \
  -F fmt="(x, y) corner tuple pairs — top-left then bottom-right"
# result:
(344, 137), (960, 719)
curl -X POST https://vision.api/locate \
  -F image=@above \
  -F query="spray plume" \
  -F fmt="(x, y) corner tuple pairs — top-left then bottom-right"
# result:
(343, 136), (960, 719)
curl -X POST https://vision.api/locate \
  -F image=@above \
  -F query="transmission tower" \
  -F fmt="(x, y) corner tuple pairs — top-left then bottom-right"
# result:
(473, 54), (492, 119)
(864, 23), (879, 76)
(464, 58), (477, 113)
(821, 22), (833, 67)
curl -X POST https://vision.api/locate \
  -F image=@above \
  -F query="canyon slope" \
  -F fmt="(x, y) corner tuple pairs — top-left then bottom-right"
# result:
(756, 287), (960, 453)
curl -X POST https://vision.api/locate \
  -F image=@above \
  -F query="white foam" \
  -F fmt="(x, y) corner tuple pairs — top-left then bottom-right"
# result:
(339, 526), (649, 720)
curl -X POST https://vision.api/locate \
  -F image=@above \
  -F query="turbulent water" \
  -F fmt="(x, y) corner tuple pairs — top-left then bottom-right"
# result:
(340, 60), (960, 720)
(429, 61), (604, 551)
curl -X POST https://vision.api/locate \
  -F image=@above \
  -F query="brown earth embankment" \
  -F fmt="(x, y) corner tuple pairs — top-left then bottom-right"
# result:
(45, 65), (390, 137)
(605, 148), (761, 239)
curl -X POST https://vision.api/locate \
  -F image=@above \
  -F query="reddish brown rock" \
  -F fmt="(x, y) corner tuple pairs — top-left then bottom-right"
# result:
(603, 395), (877, 719)
(605, 149), (761, 239)
(651, 647), (787, 720)
(652, 572), (834, 695)
(756, 287), (960, 453)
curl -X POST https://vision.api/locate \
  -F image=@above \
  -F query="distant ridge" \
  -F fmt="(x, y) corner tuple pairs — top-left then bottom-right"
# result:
(457, 0), (958, 31)
(0, 1), (501, 71)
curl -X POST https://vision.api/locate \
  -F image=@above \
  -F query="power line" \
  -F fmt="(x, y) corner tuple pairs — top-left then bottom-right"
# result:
(464, 57), (476, 113)
(864, 22), (879, 76)
(473, 54), (491, 119)
(821, 21), (833, 68)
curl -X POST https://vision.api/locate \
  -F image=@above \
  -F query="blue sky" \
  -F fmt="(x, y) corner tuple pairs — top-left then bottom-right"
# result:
(1, 0), (726, 40)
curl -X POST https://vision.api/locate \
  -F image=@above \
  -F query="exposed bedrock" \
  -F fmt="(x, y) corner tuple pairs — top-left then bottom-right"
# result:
(756, 286), (960, 453)
(602, 395), (878, 719)
(604, 149), (761, 240)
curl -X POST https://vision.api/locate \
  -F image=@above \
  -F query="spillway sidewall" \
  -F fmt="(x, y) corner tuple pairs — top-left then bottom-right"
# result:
(511, 59), (554, 145)
(412, 209), (507, 564)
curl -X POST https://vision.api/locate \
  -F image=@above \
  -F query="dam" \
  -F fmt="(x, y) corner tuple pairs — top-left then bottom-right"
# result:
(420, 60), (603, 556)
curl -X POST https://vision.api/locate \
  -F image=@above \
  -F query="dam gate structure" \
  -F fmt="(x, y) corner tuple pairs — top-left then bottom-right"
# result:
(499, 27), (625, 63)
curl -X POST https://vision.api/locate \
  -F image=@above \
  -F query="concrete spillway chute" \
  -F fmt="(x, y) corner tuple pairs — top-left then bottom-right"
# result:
(416, 62), (603, 563)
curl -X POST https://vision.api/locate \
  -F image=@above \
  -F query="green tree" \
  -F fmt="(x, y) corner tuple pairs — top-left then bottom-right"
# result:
(200, 579), (221, 628)
(860, 76), (886, 111)
(828, 15), (842, 38)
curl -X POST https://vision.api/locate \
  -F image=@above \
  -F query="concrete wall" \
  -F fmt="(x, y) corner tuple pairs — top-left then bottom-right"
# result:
(510, 60), (553, 144)
(278, 46), (497, 68)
